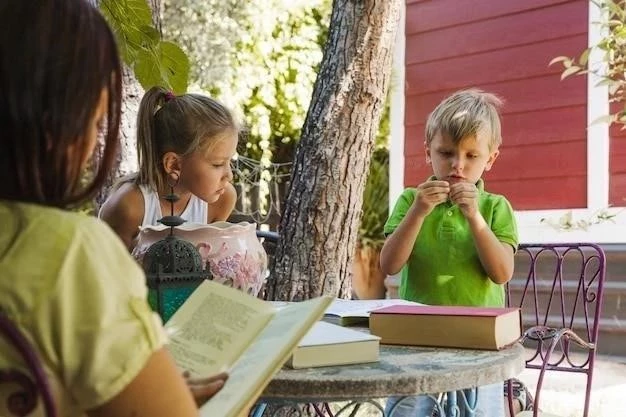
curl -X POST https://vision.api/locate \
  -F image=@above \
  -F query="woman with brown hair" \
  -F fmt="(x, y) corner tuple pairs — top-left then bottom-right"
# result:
(0, 0), (223, 415)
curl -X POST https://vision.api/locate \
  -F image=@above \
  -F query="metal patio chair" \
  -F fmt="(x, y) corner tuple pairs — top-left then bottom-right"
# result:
(256, 229), (280, 302)
(0, 312), (56, 416)
(506, 243), (606, 417)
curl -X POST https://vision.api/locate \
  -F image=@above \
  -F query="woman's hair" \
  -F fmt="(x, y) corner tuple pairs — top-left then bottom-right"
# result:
(136, 86), (240, 192)
(425, 89), (503, 150)
(0, 0), (122, 208)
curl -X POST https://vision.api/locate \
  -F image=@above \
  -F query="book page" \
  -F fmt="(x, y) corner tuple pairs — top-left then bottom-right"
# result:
(165, 280), (275, 377)
(298, 321), (380, 347)
(325, 298), (424, 318)
(199, 296), (333, 417)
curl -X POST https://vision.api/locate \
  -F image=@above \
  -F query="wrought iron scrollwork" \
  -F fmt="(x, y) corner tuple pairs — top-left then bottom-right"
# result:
(0, 369), (38, 416)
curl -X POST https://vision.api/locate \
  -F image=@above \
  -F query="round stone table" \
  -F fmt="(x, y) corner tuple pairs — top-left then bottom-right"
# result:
(256, 343), (525, 416)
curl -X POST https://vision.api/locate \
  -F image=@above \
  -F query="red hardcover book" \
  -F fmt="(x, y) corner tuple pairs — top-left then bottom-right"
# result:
(369, 305), (521, 350)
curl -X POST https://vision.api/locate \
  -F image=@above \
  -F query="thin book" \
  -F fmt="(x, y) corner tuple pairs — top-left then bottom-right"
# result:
(323, 298), (425, 326)
(286, 321), (380, 369)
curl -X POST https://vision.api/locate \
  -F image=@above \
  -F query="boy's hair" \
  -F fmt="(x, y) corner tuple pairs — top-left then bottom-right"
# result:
(425, 89), (503, 150)
(136, 86), (241, 193)
(0, 0), (122, 208)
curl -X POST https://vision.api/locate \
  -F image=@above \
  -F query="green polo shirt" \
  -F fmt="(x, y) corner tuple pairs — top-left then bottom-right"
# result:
(384, 179), (518, 307)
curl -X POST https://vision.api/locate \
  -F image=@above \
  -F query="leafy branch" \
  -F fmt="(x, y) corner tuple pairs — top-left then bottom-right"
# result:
(540, 208), (622, 231)
(549, 0), (626, 127)
(100, 0), (189, 93)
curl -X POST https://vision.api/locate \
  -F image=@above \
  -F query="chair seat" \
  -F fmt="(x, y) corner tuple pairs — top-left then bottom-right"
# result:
(517, 411), (562, 417)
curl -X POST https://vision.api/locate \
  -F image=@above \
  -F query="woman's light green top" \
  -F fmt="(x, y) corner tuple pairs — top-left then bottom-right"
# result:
(0, 202), (167, 416)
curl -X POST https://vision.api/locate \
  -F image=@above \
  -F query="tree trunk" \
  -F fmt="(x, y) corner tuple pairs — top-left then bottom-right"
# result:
(92, 0), (161, 209)
(148, 0), (162, 35)
(267, 0), (401, 302)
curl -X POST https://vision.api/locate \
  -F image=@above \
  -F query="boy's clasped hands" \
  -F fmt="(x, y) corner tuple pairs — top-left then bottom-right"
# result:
(415, 179), (479, 218)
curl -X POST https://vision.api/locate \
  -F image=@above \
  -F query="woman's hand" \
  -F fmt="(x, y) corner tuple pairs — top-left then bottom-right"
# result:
(415, 180), (450, 215)
(183, 371), (229, 406)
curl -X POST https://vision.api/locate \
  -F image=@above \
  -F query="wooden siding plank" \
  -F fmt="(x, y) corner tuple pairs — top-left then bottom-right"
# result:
(486, 176), (587, 209)
(405, 35), (587, 96)
(502, 106), (587, 147)
(609, 133), (626, 175)
(405, 107), (587, 153)
(494, 140), (587, 180)
(406, 1), (587, 65)
(405, 75), (587, 127)
(609, 173), (626, 207)
(407, 0), (575, 35)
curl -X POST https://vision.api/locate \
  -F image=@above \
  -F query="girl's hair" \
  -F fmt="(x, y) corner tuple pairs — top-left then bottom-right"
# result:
(0, 0), (122, 208)
(425, 89), (503, 150)
(136, 86), (240, 192)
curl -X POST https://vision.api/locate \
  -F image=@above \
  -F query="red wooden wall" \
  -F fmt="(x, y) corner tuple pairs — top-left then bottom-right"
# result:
(404, 0), (589, 210)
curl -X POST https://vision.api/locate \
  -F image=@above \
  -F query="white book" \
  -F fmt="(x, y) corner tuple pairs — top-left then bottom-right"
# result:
(323, 298), (425, 326)
(286, 321), (380, 369)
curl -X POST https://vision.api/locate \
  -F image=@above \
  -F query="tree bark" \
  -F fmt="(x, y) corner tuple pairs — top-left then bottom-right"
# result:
(148, 0), (162, 35)
(268, 0), (401, 301)
(92, 0), (161, 208)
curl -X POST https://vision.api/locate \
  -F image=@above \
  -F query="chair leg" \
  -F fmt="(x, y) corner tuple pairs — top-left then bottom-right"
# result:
(583, 354), (596, 417)
(506, 379), (515, 416)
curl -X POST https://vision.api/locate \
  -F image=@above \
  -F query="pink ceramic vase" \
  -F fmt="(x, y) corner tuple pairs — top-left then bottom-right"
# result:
(133, 221), (268, 296)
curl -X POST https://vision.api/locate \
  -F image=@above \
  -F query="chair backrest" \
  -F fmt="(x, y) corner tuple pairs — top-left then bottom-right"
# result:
(506, 243), (606, 417)
(507, 243), (606, 361)
(0, 313), (56, 417)
(256, 230), (280, 301)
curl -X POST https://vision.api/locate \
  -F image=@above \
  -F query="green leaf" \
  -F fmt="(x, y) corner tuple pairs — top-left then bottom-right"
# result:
(548, 56), (570, 67)
(134, 47), (162, 90)
(119, 0), (153, 27)
(578, 48), (591, 66)
(607, 0), (623, 15)
(561, 65), (581, 80)
(133, 42), (190, 93)
(609, 83), (621, 95)
(595, 78), (614, 87)
(99, 0), (190, 94)
(159, 41), (190, 94)
(99, 1), (130, 62)
(139, 25), (162, 45)
(100, 0), (156, 65)
(590, 114), (617, 126)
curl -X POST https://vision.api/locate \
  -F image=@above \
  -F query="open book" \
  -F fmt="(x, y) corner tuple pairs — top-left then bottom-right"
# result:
(164, 280), (332, 417)
(323, 298), (425, 326)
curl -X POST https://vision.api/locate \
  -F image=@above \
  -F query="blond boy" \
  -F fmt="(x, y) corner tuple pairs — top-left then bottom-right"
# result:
(381, 89), (518, 417)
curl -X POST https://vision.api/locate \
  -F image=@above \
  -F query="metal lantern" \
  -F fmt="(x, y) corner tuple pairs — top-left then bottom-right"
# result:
(142, 189), (210, 322)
